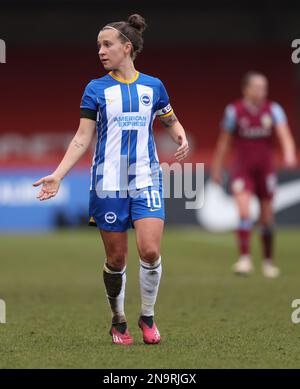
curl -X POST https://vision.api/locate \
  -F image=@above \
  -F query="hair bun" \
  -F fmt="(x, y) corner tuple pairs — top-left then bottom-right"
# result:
(128, 14), (147, 33)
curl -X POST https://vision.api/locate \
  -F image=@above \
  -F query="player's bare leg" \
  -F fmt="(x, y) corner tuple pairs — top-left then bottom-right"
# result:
(232, 189), (254, 275)
(100, 230), (133, 345)
(134, 218), (164, 344)
(259, 199), (280, 278)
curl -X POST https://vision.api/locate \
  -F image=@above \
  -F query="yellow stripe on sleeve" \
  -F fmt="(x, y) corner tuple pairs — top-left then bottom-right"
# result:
(158, 109), (174, 119)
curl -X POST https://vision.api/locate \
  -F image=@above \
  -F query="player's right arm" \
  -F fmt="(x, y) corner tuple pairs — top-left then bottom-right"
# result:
(33, 118), (96, 201)
(211, 104), (236, 184)
(211, 131), (233, 184)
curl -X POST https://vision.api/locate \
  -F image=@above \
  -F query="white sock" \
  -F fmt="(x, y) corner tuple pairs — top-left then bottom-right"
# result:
(103, 262), (126, 324)
(139, 256), (162, 317)
(240, 254), (251, 262)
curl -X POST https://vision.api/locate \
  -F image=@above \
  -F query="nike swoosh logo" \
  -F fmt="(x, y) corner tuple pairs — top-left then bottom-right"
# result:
(149, 208), (161, 212)
(196, 179), (300, 232)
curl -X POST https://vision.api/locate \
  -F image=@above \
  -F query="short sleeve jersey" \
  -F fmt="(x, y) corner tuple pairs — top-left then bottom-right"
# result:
(80, 71), (173, 191)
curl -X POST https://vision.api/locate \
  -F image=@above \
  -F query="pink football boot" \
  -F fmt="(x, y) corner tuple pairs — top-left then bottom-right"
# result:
(138, 316), (161, 344)
(110, 325), (133, 345)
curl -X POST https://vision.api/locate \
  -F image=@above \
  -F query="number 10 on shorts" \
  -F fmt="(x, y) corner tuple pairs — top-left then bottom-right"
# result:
(143, 189), (161, 209)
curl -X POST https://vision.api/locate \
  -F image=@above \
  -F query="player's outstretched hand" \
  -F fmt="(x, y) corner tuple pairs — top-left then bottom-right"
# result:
(175, 135), (189, 161)
(32, 174), (61, 201)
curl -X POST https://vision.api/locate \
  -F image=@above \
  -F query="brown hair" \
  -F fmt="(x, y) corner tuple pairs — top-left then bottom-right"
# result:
(103, 14), (147, 60)
(241, 71), (267, 89)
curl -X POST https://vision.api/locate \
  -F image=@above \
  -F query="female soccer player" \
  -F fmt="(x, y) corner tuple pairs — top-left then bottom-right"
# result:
(33, 14), (189, 344)
(211, 71), (297, 278)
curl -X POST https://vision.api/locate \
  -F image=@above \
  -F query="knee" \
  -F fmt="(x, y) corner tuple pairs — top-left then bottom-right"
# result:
(106, 251), (127, 270)
(139, 246), (160, 263)
(260, 215), (274, 226)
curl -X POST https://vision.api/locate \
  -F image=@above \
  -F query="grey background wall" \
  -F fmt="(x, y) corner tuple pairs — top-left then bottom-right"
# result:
(1, 1), (300, 47)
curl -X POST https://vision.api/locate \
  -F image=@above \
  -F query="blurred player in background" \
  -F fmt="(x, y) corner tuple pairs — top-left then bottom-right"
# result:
(33, 14), (189, 344)
(211, 71), (297, 278)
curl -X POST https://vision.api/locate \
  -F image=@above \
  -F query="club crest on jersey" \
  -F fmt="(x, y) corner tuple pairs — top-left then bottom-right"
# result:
(140, 94), (152, 106)
(105, 212), (117, 224)
(261, 113), (273, 129)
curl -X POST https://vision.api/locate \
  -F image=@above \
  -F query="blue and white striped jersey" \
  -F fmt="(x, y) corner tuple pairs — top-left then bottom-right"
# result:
(80, 71), (173, 191)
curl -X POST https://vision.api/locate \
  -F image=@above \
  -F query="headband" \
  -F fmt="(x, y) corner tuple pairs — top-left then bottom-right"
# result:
(102, 25), (133, 47)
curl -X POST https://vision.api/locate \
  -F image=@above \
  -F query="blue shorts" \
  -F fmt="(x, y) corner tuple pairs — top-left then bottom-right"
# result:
(89, 184), (165, 232)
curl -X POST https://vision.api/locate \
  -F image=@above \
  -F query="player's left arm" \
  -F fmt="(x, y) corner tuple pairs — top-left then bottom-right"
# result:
(275, 123), (297, 167)
(158, 112), (189, 161)
(272, 102), (297, 167)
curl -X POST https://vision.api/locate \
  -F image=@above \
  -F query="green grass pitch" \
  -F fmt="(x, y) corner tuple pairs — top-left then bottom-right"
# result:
(0, 227), (300, 368)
